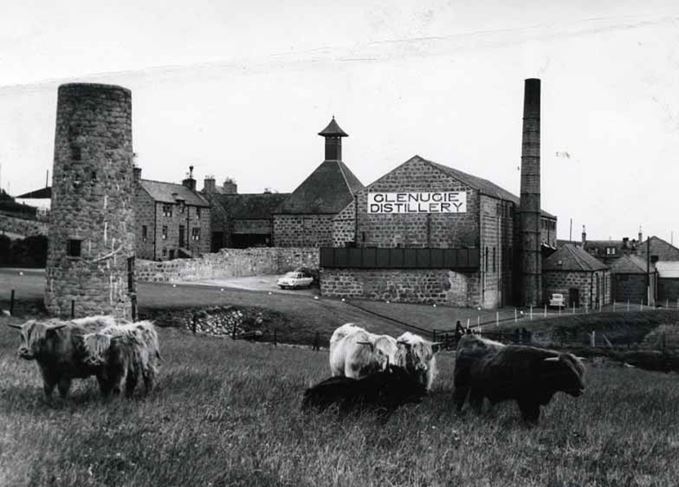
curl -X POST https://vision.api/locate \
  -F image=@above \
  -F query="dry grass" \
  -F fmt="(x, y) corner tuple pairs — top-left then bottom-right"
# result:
(1, 318), (679, 487)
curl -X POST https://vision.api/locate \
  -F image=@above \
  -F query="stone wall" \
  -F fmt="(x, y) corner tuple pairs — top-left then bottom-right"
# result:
(46, 83), (135, 320)
(134, 186), (156, 260)
(0, 214), (48, 237)
(332, 200), (356, 247)
(612, 274), (648, 304)
(136, 246), (319, 282)
(353, 157), (480, 249)
(320, 268), (482, 307)
(273, 214), (334, 247)
(543, 270), (611, 309)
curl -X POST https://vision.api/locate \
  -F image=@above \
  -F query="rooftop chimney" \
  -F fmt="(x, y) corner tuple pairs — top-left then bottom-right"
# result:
(182, 165), (196, 191)
(519, 78), (542, 307)
(133, 166), (142, 182)
(581, 225), (587, 246)
(223, 178), (237, 194)
(318, 116), (348, 161)
(203, 176), (216, 193)
(638, 226), (643, 243)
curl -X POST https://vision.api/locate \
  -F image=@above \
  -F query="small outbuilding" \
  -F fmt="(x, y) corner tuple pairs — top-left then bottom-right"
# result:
(609, 254), (657, 305)
(656, 261), (679, 304)
(542, 244), (611, 309)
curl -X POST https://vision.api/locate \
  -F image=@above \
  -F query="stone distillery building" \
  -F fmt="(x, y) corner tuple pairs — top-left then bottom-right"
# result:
(319, 79), (557, 308)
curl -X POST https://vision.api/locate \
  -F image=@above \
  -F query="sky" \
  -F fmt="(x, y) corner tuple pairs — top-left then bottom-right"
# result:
(1, 0), (678, 242)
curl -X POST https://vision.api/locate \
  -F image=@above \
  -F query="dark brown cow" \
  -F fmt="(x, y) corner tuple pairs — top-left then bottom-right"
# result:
(7, 316), (115, 398)
(454, 334), (585, 423)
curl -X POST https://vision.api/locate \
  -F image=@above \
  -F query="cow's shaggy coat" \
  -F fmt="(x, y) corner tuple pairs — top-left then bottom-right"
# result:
(8, 316), (114, 398)
(302, 365), (427, 417)
(394, 332), (440, 391)
(454, 335), (585, 422)
(329, 324), (398, 379)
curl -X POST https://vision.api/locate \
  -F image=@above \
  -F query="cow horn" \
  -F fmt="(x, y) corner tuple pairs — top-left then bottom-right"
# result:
(6, 323), (22, 329)
(356, 341), (372, 345)
(543, 357), (560, 362)
(49, 323), (68, 331)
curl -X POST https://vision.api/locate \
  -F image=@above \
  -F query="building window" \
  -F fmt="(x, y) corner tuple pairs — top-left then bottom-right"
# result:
(179, 202), (185, 214)
(162, 226), (168, 240)
(67, 239), (82, 257)
(162, 248), (167, 257)
(493, 247), (496, 273)
(606, 247), (616, 255)
(162, 204), (173, 217)
(142, 225), (148, 242)
(71, 146), (81, 162)
(196, 207), (201, 219)
(192, 227), (201, 241)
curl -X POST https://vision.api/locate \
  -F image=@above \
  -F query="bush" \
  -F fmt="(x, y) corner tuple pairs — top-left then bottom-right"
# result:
(0, 235), (47, 268)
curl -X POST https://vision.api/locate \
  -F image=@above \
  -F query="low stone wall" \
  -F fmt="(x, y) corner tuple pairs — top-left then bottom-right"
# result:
(0, 214), (48, 237)
(320, 268), (482, 307)
(136, 247), (319, 282)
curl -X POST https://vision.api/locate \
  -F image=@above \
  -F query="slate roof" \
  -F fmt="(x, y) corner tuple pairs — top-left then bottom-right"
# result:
(213, 193), (290, 219)
(16, 187), (52, 199)
(543, 243), (608, 272)
(318, 118), (348, 137)
(637, 236), (679, 262)
(656, 261), (679, 279)
(420, 156), (556, 219)
(276, 160), (364, 214)
(139, 179), (210, 207)
(609, 254), (651, 274)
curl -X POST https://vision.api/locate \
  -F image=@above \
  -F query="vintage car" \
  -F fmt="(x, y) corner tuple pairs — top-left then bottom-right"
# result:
(277, 271), (314, 289)
(548, 293), (566, 308)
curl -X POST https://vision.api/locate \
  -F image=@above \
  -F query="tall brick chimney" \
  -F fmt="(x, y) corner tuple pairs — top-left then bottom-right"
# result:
(581, 225), (587, 246)
(318, 116), (348, 161)
(519, 78), (542, 306)
(182, 165), (196, 191)
(222, 178), (237, 194)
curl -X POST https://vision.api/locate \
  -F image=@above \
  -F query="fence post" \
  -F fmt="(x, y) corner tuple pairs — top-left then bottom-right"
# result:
(626, 299), (630, 311)
(467, 318), (470, 329)
(529, 305), (533, 320)
(477, 315), (480, 327)
(432, 329), (437, 343)
(666, 298), (669, 308)
(544, 305), (547, 318)
(191, 315), (197, 335)
(514, 308), (517, 322)
(232, 324), (236, 340)
(274, 329), (278, 347)
(71, 299), (75, 319)
(572, 302), (575, 314)
(590, 330), (596, 347)
(10, 289), (15, 316)
(613, 300), (616, 312)
(313, 331), (320, 351)
(496, 311), (499, 327)
(640, 301), (643, 311)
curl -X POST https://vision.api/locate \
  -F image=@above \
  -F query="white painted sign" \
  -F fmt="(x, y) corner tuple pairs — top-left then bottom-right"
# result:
(367, 192), (467, 214)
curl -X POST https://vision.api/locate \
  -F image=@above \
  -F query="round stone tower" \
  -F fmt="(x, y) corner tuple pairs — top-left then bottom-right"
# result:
(45, 83), (136, 319)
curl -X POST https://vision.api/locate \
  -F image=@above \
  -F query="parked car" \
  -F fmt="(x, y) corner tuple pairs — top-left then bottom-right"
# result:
(549, 293), (566, 308)
(277, 271), (314, 289)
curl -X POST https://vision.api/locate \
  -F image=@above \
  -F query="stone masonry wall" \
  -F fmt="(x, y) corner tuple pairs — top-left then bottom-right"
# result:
(0, 214), (48, 237)
(153, 202), (210, 260)
(320, 268), (482, 307)
(332, 200), (356, 247)
(273, 214), (334, 247)
(354, 157), (480, 249)
(134, 185), (155, 260)
(659, 278), (679, 302)
(612, 274), (647, 304)
(136, 246), (319, 282)
(543, 270), (611, 309)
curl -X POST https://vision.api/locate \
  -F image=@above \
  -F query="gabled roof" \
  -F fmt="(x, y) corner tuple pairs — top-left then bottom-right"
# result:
(543, 243), (608, 272)
(276, 160), (364, 214)
(213, 193), (290, 219)
(656, 261), (679, 278)
(609, 254), (651, 274)
(139, 179), (210, 207)
(318, 118), (348, 137)
(637, 236), (679, 262)
(419, 156), (556, 219)
(16, 187), (52, 199)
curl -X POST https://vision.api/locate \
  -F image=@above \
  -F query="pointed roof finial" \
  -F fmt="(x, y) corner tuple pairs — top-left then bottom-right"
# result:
(318, 117), (348, 137)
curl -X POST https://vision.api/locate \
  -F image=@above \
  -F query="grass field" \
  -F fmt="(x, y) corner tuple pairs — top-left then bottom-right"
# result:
(1, 317), (679, 486)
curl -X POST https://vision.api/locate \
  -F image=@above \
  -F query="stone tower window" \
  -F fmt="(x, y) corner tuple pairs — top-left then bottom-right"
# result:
(162, 226), (168, 240)
(192, 227), (201, 241)
(67, 239), (82, 257)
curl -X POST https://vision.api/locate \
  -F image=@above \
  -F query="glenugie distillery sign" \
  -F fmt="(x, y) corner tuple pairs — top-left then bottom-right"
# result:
(367, 192), (467, 214)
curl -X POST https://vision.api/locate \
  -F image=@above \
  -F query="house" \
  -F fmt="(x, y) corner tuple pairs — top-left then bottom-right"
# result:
(134, 166), (211, 260)
(609, 254), (657, 305)
(655, 261), (679, 303)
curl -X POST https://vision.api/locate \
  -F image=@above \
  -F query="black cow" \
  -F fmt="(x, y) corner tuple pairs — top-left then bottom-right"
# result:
(302, 365), (427, 417)
(454, 335), (585, 423)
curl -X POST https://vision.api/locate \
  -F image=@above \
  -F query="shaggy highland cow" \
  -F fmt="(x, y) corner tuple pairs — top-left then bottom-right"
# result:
(394, 332), (441, 391)
(329, 323), (398, 379)
(7, 316), (116, 398)
(80, 320), (161, 397)
(302, 364), (427, 417)
(453, 335), (585, 422)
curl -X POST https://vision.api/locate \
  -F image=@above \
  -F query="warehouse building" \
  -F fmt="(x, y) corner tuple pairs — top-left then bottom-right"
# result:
(320, 79), (557, 309)
(542, 244), (611, 309)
